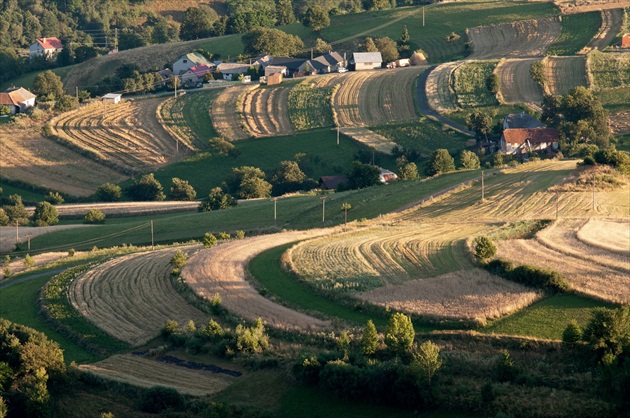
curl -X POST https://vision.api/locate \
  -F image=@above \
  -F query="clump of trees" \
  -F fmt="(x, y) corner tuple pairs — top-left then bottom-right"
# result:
(127, 173), (165, 201)
(242, 27), (304, 56)
(426, 149), (455, 176)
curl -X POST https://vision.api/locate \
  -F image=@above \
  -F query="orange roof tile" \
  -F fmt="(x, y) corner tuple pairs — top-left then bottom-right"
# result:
(36, 37), (63, 50)
(502, 128), (559, 145)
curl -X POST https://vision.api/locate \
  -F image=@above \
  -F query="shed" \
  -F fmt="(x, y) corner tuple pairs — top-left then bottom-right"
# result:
(102, 93), (122, 104)
(319, 176), (348, 190)
(265, 72), (283, 86)
(352, 52), (383, 71)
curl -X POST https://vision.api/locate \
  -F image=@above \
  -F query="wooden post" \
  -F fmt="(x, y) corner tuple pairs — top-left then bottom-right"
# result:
(321, 196), (326, 225)
(423, 7), (425, 27)
(337, 125), (340, 146)
(273, 197), (277, 226)
(15, 221), (18, 246)
(556, 192), (559, 220)
(150, 220), (154, 251)
(481, 170), (485, 202)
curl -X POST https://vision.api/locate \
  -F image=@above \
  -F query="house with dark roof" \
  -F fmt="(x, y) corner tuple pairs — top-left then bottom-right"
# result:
(311, 52), (347, 74)
(173, 52), (212, 75)
(319, 176), (348, 190)
(268, 57), (311, 77)
(503, 112), (544, 130)
(29, 37), (63, 59)
(501, 128), (559, 155)
(352, 52), (382, 71)
(0, 87), (36, 114)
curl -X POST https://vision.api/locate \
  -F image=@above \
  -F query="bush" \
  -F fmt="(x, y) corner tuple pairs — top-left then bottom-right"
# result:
(170, 178), (196, 201)
(203, 233), (217, 248)
(473, 236), (496, 260)
(32, 201), (58, 226)
(140, 386), (185, 413)
(23, 254), (34, 268)
(235, 230), (245, 240)
(44, 192), (64, 205)
(127, 174), (165, 201)
(0, 209), (8, 226)
(169, 250), (187, 269)
(217, 232), (231, 240)
(198, 187), (237, 212)
(83, 209), (105, 224)
(460, 150), (481, 170)
(96, 183), (122, 202)
(484, 259), (570, 292)
(426, 149), (455, 176)
(562, 320), (583, 348)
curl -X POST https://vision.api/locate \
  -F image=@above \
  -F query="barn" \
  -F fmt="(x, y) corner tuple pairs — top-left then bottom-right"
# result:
(352, 52), (383, 71)
(102, 93), (122, 104)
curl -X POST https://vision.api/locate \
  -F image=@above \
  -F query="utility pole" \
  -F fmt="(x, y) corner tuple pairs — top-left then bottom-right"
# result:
(592, 173), (595, 212)
(26, 234), (32, 252)
(481, 170), (485, 202)
(321, 196), (327, 225)
(555, 191), (559, 220)
(150, 220), (154, 251)
(15, 221), (18, 246)
(75, 86), (78, 101)
(423, 7), (425, 27)
(336, 125), (340, 146)
(114, 28), (118, 51)
(273, 197), (277, 226)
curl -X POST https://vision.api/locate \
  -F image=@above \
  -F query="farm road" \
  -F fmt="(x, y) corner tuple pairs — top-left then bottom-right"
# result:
(417, 67), (475, 136)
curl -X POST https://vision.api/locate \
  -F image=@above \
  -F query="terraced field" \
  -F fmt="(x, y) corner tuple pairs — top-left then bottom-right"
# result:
(583, 8), (625, 51)
(239, 85), (294, 137)
(543, 56), (588, 96)
(496, 58), (544, 104)
(467, 17), (562, 60)
(69, 247), (209, 346)
(496, 218), (630, 304)
(425, 62), (461, 113)
(587, 51), (630, 90)
(50, 98), (179, 174)
(453, 61), (499, 107)
(211, 86), (250, 141)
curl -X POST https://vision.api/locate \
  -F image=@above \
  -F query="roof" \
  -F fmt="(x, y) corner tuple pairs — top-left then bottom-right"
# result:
(265, 65), (287, 74)
(269, 57), (307, 70)
(176, 52), (211, 65)
(0, 87), (36, 106)
(217, 63), (250, 74)
(187, 64), (214, 77)
(157, 68), (174, 79)
(35, 37), (63, 50)
(504, 112), (544, 129)
(310, 57), (330, 72)
(353, 52), (382, 63)
(319, 176), (348, 190)
(502, 128), (559, 145)
(102, 93), (122, 99)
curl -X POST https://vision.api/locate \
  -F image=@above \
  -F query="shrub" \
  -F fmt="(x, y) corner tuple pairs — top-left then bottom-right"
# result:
(96, 183), (122, 202)
(4, 195), (29, 225)
(361, 320), (379, 356)
(170, 178), (196, 201)
(23, 254), (34, 268)
(67, 248), (75, 257)
(198, 187), (237, 212)
(217, 232), (230, 240)
(427, 149), (455, 176)
(385, 313), (415, 355)
(203, 233), (217, 248)
(235, 230), (245, 240)
(495, 349), (519, 382)
(0, 209), (8, 226)
(140, 386), (185, 413)
(562, 320), (583, 348)
(127, 173), (165, 201)
(44, 192), (64, 205)
(32, 201), (58, 226)
(161, 320), (179, 338)
(83, 209), (105, 224)
(234, 318), (269, 353)
(473, 236), (496, 259)
(460, 150), (481, 170)
(169, 250), (187, 269)
(484, 259), (570, 292)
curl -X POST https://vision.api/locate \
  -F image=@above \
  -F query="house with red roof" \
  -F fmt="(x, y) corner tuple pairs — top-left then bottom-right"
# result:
(622, 33), (630, 49)
(180, 64), (215, 84)
(29, 37), (63, 59)
(501, 128), (559, 155)
(0, 87), (36, 114)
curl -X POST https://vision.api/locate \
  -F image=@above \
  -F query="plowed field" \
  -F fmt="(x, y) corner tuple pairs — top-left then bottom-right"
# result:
(240, 85), (294, 137)
(496, 58), (544, 104)
(543, 56), (587, 96)
(467, 17), (562, 60)
(211, 86), (250, 140)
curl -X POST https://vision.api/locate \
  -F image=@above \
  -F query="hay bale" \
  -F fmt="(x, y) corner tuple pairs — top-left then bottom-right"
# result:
(411, 51), (428, 66)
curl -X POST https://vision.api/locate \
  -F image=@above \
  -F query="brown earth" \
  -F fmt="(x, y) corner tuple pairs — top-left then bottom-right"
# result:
(211, 86), (250, 141)
(556, 0), (630, 14)
(581, 8), (625, 53)
(496, 58), (544, 104)
(543, 56), (588, 96)
(610, 111), (630, 134)
(339, 127), (397, 155)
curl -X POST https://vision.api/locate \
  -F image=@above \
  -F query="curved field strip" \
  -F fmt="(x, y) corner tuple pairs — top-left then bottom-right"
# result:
(338, 127), (396, 154)
(543, 56), (587, 96)
(333, 70), (373, 126)
(359, 67), (422, 125)
(211, 86), (250, 141)
(453, 61), (499, 108)
(51, 99), (178, 173)
(239, 86), (294, 137)
(496, 58), (544, 104)
(78, 354), (235, 396)
(69, 248), (209, 346)
(467, 17), (562, 59)
(577, 218), (630, 254)
(495, 235), (630, 305)
(356, 269), (540, 322)
(181, 230), (332, 331)
(583, 9), (624, 51)
(425, 62), (461, 114)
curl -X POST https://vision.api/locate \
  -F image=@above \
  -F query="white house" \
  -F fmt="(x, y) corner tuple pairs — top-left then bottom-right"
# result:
(180, 64), (215, 84)
(353, 52), (382, 71)
(501, 128), (559, 155)
(217, 63), (251, 81)
(173, 52), (212, 75)
(0, 87), (36, 114)
(102, 93), (122, 104)
(29, 37), (63, 59)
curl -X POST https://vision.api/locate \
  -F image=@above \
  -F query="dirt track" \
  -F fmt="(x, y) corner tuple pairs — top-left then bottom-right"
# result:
(181, 230), (334, 331)
(0, 225), (90, 254)
(496, 58), (544, 104)
(543, 56), (588, 96)
(582, 8), (625, 52)
(557, 0), (630, 14)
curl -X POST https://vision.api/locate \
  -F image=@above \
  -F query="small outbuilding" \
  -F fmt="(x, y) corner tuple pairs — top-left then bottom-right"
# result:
(352, 52), (383, 71)
(379, 169), (398, 184)
(0, 87), (36, 114)
(102, 93), (122, 104)
(319, 176), (348, 190)
(264, 72), (283, 86)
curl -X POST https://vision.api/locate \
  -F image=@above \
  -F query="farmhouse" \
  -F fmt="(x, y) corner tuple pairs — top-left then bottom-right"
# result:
(379, 169), (398, 184)
(29, 37), (63, 59)
(501, 128), (559, 155)
(319, 176), (348, 190)
(503, 112), (544, 130)
(180, 64), (215, 84)
(0, 87), (36, 114)
(268, 57), (310, 77)
(217, 63), (251, 81)
(173, 52), (212, 75)
(311, 52), (347, 73)
(622, 33), (630, 48)
(102, 93), (122, 104)
(353, 52), (383, 71)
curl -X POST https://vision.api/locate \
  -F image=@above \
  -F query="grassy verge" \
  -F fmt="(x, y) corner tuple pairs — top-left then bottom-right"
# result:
(482, 293), (615, 340)
(453, 61), (499, 108)
(548, 12), (602, 55)
(448, 104), (531, 127)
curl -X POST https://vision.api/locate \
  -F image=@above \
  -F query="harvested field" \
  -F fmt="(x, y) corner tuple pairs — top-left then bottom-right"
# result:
(356, 269), (540, 323)
(588, 51), (630, 90)
(50, 98), (180, 174)
(577, 218), (630, 254)
(556, 0), (630, 14)
(0, 124), (126, 197)
(239, 85), (294, 137)
(78, 354), (235, 396)
(338, 127), (396, 155)
(496, 58), (544, 104)
(425, 62), (461, 114)
(467, 17), (562, 60)
(495, 227), (630, 305)
(181, 230), (333, 331)
(453, 61), (499, 107)
(543, 56), (587, 96)
(211, 86), (250, 141)
(332, 67), (422, 127)
(583, 9), (625, 52)
(0, 251), (67, 281)
(69, 247), (210, 346)
(0, 225), (90, 254)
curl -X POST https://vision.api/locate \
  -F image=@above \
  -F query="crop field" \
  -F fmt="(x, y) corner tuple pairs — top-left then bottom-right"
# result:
(577, 217), (630, 254)
(598, 86), (630, 112)
(425, 62), (461, 113)
(50, 98), (180, 174)
(69, 248), (210, 346)
(181, 230), (332, 331)
(79, 354), (236, 396)
(610, 111), (630, 135)
(496, 58), (544, 104)
(547, 12), (601, 55)
(356, 269), (540, 323)
(584, 9), (625, 51)
(240, 85), (294, 137)
(543, 56), (587, 96)
(211, 86), (250, 141)
(0, 124), (126, 197)
(587, 51), (630, 89)
(467, 18), (561, 60)
(453, 61), (499, 108)
(288, 80), (335, 130)
(159, 89), (220, 150)
(495, 219), (629, 304)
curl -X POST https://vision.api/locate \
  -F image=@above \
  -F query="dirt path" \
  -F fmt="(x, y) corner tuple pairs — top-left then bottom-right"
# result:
(557, 0), (630, 14)
(181, 230), (334, 331)
(496, 58), (544, 104)
(582, 8), (625, 52)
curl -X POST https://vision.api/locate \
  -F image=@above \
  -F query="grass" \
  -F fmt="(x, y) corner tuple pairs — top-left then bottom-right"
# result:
(0, 273), (100, 364)
(448, 104), (531, 127)
(482, 293), (615, 340)
(288, 82), (335, 130)
(547, 12), (602, 56)
(0, 181), (47, 203)
(0, 65), (72, 92)
(371, 118), (469, 155)
(453, 61), (499, 108)
(588, 51), (630, 90)
(613, 133), (630, 152)
(597, 86), (630, 112)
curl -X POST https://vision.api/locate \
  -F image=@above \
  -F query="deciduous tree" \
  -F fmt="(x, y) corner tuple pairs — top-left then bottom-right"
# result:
(242, 27), (304, 56)
(302, 6), (330, 31)
(170, 178), (197, 201)
(32, 201), (58, 226)
(127, 173), (165, 201)
(426, 149), (455, 176)
(385, 312), (414, 355)
(460, 150), (480, 170)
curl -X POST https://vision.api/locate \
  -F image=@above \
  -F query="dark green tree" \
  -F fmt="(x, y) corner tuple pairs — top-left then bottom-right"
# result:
(83, 209), (105, 224)
(426, 149), (455, 176)
(96, 183), (122, 202)
(400, 25), (410, 45)
(473, 236), (496, 260)
(348, 161), (381, 189)
(302, 6), (330, 31)
(0, 209), (8, 226)
(32, 201), (58, 226)
(582, 307), (630, 365)
(276, 0), (296, 25)
(270, 160), (308, 195)
(225, 166), (272, 199)
(198, 187), (237, 211)
(242, 27), (304, 56)
(465, 111), (493, 140)
(487, 73), (500, 94)
(375, 37), (399, 63)
(3, 195), (29, 225)
(362, 36), (378, 52)
(127, 173), (166, 201)
(180, 7), (218, 40)
(361, 319), (379, 356)
(170, 178), (197, 201)
(32, 70), (64, 101)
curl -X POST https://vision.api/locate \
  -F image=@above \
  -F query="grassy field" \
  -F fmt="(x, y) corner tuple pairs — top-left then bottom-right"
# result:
(288, 81), (335, 130)
(0, 65), (73, 92)
(547, 11), (602, 55)
(0, 182), (47, 203)
(588, 51), (630, 89)
(482, 293), (615, 340)
(597, 86), (630, 112)
(453, 61), (499, 108)
(448, 104), (530, 127)
(372, 118), (468, 155)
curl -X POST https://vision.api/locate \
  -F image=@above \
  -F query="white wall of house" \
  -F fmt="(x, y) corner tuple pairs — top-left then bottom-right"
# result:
(355, 61), (381, 71)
